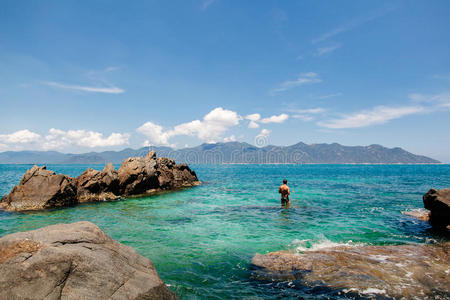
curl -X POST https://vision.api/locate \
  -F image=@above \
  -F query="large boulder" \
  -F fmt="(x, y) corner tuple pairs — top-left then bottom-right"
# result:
(2, 165), (77, 211)
(252, 243), (450, 299)
(77, 163), (120, 202)
(423, 188), (450, 229)
(118, 151), (160, 195)
(0, 221), (177, 300)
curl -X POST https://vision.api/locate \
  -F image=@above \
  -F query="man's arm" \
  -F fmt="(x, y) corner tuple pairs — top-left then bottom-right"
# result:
(287, 187), (290, 195)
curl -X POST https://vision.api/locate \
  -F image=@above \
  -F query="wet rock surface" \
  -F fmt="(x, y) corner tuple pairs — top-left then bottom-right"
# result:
(0, 221), (177, 300)
(1, 151), (199, 211)
(251, 243), (450, 299)
(423, 188), (450, 229)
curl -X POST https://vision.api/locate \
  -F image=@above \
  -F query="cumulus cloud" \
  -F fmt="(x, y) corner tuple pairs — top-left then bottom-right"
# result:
(137, 107), (241, 146)
(261, 113), (289, 124)
(223, 135), (236, 142)
(317, 105), (424, 129)
(43, 129), (129, 149)
(0, 129), (41, 144)
(43, 81), (124, 94)
(271, 72), (322, 94)
(245, 113), (261, 128)
(0, 128), (129, 151)
(137, 122), (172, 147)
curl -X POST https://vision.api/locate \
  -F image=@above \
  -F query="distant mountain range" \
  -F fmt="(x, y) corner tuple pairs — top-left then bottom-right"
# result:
(0, 142), (440, 164)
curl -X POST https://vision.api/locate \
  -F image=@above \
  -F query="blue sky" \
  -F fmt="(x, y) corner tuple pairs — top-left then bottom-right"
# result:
(1, 0), (450, 161)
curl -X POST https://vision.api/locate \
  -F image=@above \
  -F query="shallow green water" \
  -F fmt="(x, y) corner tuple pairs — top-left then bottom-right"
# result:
(1, 164), (449, 299)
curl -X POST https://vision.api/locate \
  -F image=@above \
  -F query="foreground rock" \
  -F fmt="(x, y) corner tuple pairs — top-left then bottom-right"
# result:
(423, 188), (450, 229)
(401, 209), (431, 222)
(252, 243), (450, 299)
(0, 151), (199, 211)
(0, 221), (177, 300)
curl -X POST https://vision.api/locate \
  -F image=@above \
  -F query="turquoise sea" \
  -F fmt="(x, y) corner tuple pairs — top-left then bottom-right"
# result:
(0, 164), (449, 299)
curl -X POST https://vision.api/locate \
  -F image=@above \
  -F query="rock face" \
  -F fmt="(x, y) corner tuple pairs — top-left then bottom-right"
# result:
(0, 221), (177, 300)
(1, 151), (199, 211)
(2, 165), (78, 211)
(252, 243), (450, 299)
(423, 188), (450, 229)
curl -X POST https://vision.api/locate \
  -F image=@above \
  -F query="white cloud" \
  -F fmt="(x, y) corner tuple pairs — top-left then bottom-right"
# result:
(315, 44), (341, 56)
(261, 113), (289, 124)
(43, 81), (124, 94)
(223, 135), (236, 142)
(271, 72), (322, 94)
(318, 92), (342, 99)
(245, 113), (261, 128)
(137, 107), (241, 145)
(137, 122), (172, 147)
(0, 129), (41, 144)
(259, 129), (271, 136)
(43, 128), (129, 149)
(312, 6), (395, 44)
(318, 105), (424, 129)
(409, 92), (450, 107)
(289, 108), (325, 122)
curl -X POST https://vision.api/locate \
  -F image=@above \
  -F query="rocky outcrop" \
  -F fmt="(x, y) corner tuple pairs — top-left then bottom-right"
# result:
(77, 163), (120, 202)
(0, 221), (177, 299)
(423, 188), (450, 229)
(1, 165), (78, 211)
(252, 243), (450, 299)
(1, 151), (199, 211)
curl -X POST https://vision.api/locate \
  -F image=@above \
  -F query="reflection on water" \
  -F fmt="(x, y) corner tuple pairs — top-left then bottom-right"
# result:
(1, 164), (450, 299)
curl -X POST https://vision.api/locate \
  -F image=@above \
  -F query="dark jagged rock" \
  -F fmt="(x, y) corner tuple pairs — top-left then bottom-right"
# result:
(77, 163), (120, 202)
(252, 243), (450, 299)
(423, 188), (450, 229)
(1, 151), (199, 211)
(1, 165), (78, 211)
(0, 221), (178, 300)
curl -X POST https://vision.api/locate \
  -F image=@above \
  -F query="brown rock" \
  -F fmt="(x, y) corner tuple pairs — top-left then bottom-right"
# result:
(3, 165), (77, 211)
(76, 163), (120, 202)
(252, 243), (450, 298)
(0, 221), (177, 300)
(118, 155), (159, 196)
(423, 188), (450, 229)
(1, 151), (200, 211)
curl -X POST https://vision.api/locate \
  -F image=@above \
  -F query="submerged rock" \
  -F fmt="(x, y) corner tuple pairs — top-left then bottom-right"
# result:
(0, 221), (177, 300)
(423, 188), (450, 229)
(1, 151), (200, 211)
(251, 243), (450, 299)
(401, 209), (431, 222)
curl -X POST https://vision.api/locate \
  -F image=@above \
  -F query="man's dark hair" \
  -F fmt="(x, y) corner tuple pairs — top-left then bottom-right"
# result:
(283, 179), (287, 184)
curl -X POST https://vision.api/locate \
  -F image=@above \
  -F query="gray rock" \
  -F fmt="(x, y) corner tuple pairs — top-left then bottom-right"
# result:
(0, 221), (178, 300)
(3, 165), (77, 211)
(423, 188), (450, 229)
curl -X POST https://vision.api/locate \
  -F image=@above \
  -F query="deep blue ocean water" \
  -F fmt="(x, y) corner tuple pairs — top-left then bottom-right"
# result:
(1, 164), (449, 299)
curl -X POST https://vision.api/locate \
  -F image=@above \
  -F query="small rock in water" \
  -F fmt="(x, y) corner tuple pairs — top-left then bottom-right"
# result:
(251, 243), (450, 299)
(401, 209), (431, 222)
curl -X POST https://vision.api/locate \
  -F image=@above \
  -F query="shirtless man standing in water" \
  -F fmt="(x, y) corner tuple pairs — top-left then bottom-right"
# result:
(279, 179), (290, 206)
